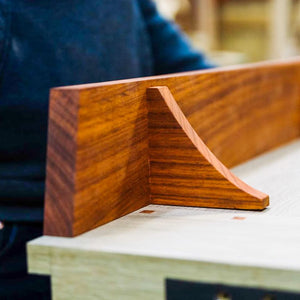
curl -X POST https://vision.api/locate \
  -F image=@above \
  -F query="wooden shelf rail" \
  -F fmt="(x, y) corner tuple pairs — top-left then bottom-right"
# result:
(44, 59), (300, 237)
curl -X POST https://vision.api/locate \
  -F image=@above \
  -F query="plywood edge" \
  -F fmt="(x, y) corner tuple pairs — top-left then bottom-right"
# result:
(27, 240), (51, 275)
(27, 243), (300, 296)
(147, 86), (269, 210)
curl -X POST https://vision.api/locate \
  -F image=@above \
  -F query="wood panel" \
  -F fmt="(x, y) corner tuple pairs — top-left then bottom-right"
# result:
(43, 59), (300, 237)
(147, 86), (268, 209)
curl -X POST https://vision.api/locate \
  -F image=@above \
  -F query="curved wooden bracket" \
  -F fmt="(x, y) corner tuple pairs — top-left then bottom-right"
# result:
(147, 87), (269, 210)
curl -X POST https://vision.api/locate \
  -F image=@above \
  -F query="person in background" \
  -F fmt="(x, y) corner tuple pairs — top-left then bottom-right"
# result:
(0, 0), (214, 298)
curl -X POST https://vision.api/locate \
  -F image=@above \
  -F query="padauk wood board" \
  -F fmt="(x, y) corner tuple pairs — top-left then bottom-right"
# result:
(44, 59), (300, 237)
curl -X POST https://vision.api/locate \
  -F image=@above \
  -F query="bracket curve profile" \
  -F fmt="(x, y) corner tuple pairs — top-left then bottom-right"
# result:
(147, 86), (269, 210)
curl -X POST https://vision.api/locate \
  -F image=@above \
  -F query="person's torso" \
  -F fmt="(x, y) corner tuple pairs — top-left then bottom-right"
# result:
(0, 0), (153, 212)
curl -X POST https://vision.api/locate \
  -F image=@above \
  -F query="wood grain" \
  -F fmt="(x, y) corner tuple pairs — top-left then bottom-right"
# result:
(45, 84), (151, 237)
(43, 59), (300, 237)
(147, 86), (268, 209)
(44, 89), (79, 236)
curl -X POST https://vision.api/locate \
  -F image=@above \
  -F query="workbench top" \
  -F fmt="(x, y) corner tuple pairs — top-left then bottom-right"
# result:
(28, 140), (300, 299)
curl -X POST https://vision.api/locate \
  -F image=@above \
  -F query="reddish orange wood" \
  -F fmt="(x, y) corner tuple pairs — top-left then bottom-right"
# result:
(44, 90), (79, 237)
(43, 59), (300, 237)
(147, 86), (268, 209)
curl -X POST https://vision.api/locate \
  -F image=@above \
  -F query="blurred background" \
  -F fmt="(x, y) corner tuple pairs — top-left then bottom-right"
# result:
(154, 0), (300, 66)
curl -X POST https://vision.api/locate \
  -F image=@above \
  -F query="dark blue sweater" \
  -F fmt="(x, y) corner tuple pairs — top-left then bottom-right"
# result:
(0, 0), (213, 221)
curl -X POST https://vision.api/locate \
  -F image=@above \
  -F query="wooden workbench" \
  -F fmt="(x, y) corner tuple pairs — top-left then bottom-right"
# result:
(28, 139), (300, 299)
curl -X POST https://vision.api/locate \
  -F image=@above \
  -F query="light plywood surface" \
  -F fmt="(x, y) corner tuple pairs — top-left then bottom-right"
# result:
(28, 140), (300, 299)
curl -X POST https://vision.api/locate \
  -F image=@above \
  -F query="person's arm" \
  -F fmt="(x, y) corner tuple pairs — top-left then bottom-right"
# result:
(138, 0), (216, 75)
